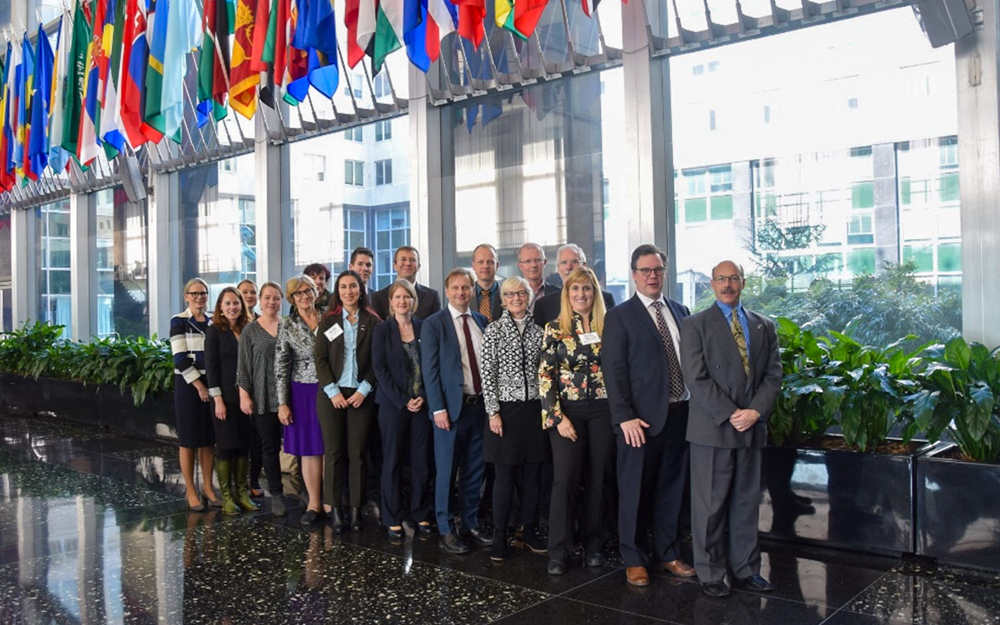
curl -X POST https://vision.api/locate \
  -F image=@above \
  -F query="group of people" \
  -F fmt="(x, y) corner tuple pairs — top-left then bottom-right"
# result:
(170, 241), (782, 598)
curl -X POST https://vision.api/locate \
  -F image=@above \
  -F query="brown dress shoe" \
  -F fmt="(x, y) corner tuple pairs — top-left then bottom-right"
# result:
(626, 566), (650, 587)
(655, 559), (697, 578)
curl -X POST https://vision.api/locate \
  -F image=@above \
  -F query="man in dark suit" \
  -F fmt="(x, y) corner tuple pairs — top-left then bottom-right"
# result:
(421, 268), (494, 554)
(533, 243), (615, 327)
(517, 243), (559, 315)
(604, 244), (697, 588)
(681, 260), (782, 598)
(472, 243), (503, 323)
(370, 246), (443, 320)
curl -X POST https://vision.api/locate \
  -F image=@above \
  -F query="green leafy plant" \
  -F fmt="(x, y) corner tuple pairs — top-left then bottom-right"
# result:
(906, 338), (1000, 464)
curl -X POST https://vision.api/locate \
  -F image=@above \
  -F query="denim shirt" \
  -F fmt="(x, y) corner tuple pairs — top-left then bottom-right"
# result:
(323, 309), (373, 398)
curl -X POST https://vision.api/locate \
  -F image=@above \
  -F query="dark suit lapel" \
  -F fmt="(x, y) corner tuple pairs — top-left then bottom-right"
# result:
(709, 305), (747, 380)
(630, 295), (662, 342)
(745, 309), (765, 375)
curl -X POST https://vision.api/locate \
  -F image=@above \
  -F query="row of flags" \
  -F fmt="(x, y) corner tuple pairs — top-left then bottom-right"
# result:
(0, 0), (598, 192)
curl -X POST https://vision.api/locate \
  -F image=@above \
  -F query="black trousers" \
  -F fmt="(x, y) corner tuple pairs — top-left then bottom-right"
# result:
(254, 412), (283, 496)
(378, 403), (432, 527)
(493, 462), (542, 537)
(617, 402), (690, 567)
(317, 389), (376, 508)
(547, 400), (614, 562)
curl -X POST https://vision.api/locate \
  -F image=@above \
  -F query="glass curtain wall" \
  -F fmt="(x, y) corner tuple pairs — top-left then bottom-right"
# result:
(36, 199), (72, 338)
(177, 154), (257, 305)
(288, 116), (411, 293)
(669, 8), (961, 344)
(446, 67), (630, 303)
(93, 188), (149, 338)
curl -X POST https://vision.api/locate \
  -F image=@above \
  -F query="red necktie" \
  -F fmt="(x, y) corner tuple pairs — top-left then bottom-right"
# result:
(462, 314), (482, 394)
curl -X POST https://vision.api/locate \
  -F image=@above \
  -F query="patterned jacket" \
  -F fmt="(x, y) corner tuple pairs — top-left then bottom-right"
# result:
(275, 310), (319, 407)
(481, 309), (545, 417)
(538, 313), (607, 429)
(170, 309), (208, 384)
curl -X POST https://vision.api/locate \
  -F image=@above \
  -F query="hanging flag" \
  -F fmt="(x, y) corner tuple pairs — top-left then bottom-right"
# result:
(403, 0), (429, 72)
(161, 0), (202, 140)
(62, 0), (91, 161)
(198, 0), (230, 125)
(144, 0), (170, 135)
(28, 23), (54, 176)
(120, 0), (162, 145)
(249, 0), (270, 72)
(299, 0), (339, 97)
(425, 0), (456, 62)
(48, 14), (72, 173)
(78, 0), (107, 165)
(581, 0), (599, 17)
(452, 0), (485, 48)
(229, 0), (260, 118)
(495, 0), (516, 34)
(14, 35), (35, 179)
(512, 0), (546, 37)
(374, 0), (403, 71)
(100, 0), (127, 159)
(281, 0), (309, 104)
(344, 0), (376, 68)
(0, 43), (15, 190)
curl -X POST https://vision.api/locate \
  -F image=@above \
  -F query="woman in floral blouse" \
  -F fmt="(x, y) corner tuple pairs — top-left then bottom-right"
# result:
(539, 267), (614, 575)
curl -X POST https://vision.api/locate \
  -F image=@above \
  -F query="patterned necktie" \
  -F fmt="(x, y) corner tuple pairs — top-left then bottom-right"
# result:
(462, 314), (483, 394)
(731, 310), (750, 377)
(651, 301), (686, 401)
(479, 288), (492, 322)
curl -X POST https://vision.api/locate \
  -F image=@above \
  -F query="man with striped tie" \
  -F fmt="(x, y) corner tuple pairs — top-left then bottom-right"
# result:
(471, 243), (503, 323)
(680, 260), (782, 598)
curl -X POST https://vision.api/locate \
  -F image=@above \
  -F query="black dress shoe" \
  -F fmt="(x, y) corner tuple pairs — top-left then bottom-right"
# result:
(349, 507), (364, 532)
(547, 559), (566, 575)
(462, 527), (494, 546)
(417, 522), (437, 537)
(736, 574), (774, 592)
(301, 509), (320, 526)
(702, 581), (731, 597)
(330, 508), (346, 533)
(439, 533), (471, 555)
(585, 552), (606, 567)
(387, 526), (405, 543)
(490, 532), (509, 562)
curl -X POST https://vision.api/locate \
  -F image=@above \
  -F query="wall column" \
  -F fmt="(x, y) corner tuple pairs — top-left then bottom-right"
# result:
(255, 113), (289, 287)
(10, 208), (36, 329)
(69, 193), (91, 340)
(147, 172), (180, 338)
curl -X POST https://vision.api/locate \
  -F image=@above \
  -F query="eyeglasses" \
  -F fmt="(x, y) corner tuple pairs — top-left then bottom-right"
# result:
(503, 290), (528, 299)
(186, 291), (208, 297)
(292, 290), (315, 298)
(713, 275), (743, 284)
(635, 267), (665, 277)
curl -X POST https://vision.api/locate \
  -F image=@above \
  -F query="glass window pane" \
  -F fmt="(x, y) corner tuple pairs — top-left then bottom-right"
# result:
(711, 195), (733, 220)
(903, 244), (934, 273)
(939, 172), (959, 203)
(685, 198), (707, 222)
(938, 242), (961, 272)
(848, 249), (876, 275)
(852, 182), (875, 209)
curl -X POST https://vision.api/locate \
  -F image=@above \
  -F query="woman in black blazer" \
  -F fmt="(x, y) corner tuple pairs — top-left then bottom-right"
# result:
(372, 279), (434, 543)
(205, 286), (259, 516)
(315, 270), (380, 533)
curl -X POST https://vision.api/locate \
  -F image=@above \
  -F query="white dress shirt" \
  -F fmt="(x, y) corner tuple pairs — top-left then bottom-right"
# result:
(448, 303), (484, 396)
(636, 292), (690, 402)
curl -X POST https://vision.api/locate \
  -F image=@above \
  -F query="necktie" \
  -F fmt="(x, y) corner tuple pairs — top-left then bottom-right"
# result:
(462, 314), (483, 394)
(479, 288), (492, 322)
(651, 301), (686, 401)
(731, 310), (750, 377)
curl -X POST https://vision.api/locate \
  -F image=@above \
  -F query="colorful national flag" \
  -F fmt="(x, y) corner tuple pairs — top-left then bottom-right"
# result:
(403, 0), (429, 72)
(198, 0), (231, 125)
(345, 0), (376, 68)
(14, 35), (35, 178)
(78, 0), (107, 165)
(374, 0), (403, 72)
(121, 0), (163, 145)
(161, 0), (202, 140)
(144, 0), (170, 135)
(300, 0), (339, 97)
(100, 0), (127, 159)
(48, 13), (73, 173)
(452, 0), (485, 48)
(0, 43), (15, 190)
(249, 0), (271, 72)
(28, 23), (54, 176)
(425, 0), (456, 62)
(62, 0), (91, 161)
(229, 0), (260, 118)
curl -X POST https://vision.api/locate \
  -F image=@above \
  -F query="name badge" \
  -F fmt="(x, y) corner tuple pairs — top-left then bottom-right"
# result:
(324, 324), (344, 342)
(579, 332), (601, 345)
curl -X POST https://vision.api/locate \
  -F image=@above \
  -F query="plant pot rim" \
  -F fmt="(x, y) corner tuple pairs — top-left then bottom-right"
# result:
(773, 433), (934, 457)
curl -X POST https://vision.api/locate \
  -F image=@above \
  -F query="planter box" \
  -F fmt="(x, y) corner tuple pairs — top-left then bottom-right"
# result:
(0, 373), (177, 442)
(916, 444), (1000, 571)
(759, 440), (924, 556)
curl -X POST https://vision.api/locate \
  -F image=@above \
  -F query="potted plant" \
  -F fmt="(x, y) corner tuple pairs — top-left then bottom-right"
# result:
(760, 318), (930, 556)
(908, 338), (1000, 570)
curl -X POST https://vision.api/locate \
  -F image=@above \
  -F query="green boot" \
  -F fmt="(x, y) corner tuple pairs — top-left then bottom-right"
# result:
(233, 455), (261, 512)
(215, 459), (241, 516)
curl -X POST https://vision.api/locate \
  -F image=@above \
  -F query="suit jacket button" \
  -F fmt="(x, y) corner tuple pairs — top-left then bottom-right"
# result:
(714, 365), (719, 369)
(725, 388), (730, 393)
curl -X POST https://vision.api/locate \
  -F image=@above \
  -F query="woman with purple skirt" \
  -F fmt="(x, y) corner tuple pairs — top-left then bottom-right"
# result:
(275, 274), (326, 525)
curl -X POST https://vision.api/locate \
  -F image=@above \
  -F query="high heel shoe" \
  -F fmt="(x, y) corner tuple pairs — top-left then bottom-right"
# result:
(330, 507), (346, 533)
(349, 507), (364, 532)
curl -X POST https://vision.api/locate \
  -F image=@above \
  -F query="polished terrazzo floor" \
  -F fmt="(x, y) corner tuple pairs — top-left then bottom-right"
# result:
(1, 413), (998, 625)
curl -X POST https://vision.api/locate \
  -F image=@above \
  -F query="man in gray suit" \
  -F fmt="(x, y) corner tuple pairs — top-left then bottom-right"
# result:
(680, 260), (782, 598)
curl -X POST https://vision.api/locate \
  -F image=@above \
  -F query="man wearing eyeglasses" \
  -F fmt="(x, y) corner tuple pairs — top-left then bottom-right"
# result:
(516, 243), (559, 315)
(680, 260), (781, 598)
(533, 243), (616, 327)
(603, 244), (696, 588)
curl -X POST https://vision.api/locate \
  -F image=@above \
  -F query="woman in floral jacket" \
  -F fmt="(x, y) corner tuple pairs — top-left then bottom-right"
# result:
(538, 267), (614, 576)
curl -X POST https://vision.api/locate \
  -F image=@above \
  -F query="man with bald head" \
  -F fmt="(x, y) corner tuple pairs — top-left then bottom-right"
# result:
(532, 243), (616, 327)
(680, 260), (781, 598)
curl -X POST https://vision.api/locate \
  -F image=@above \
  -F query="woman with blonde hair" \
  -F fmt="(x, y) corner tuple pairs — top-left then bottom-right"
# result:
(172, 277), (221, 511)
(275, 275), (326, 524)
(538, 267), (613, 575)
(205, 286), (258, 515)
